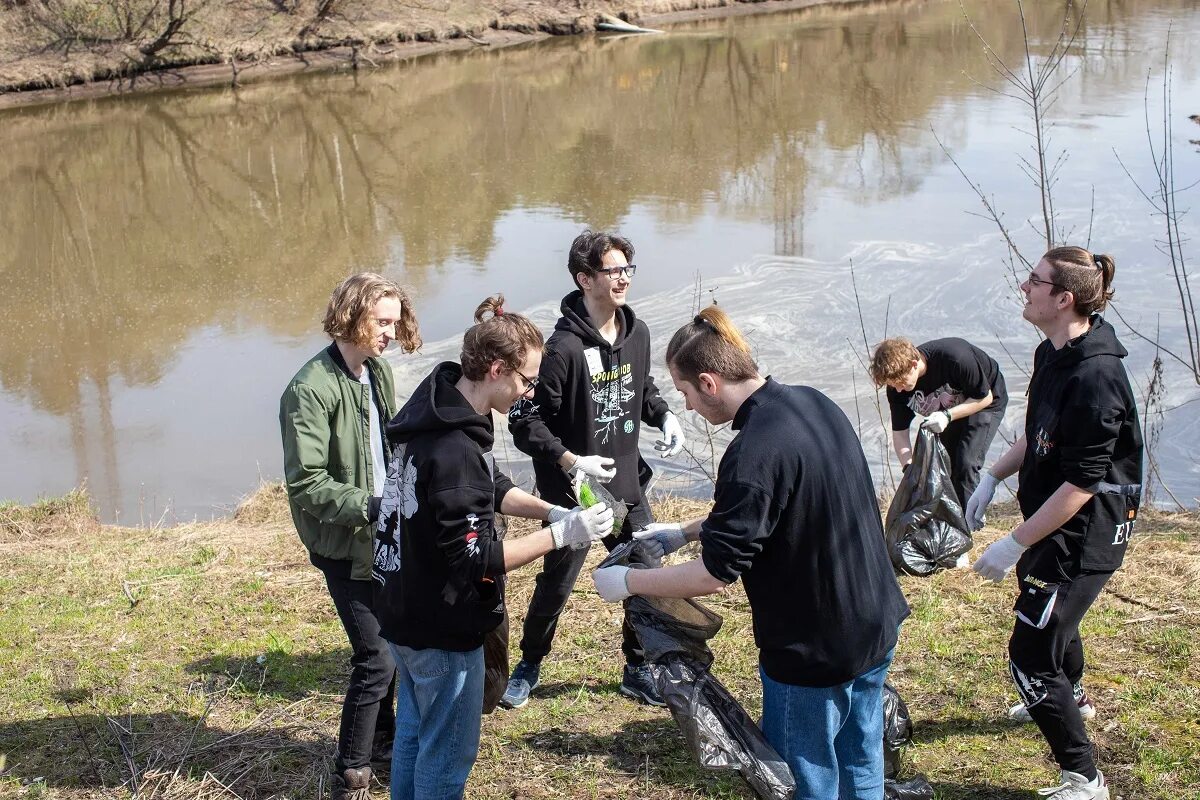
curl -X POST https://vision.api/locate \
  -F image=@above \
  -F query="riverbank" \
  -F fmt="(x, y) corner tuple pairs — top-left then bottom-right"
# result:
(0, 0), (880, 110)
(1, 486), (1197, 798)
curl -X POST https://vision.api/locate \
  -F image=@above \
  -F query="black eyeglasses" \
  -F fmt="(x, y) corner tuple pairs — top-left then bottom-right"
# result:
(515, 369), (540, 392)
(1027, 272), (1065, 290)
(595, 264), (637, 280)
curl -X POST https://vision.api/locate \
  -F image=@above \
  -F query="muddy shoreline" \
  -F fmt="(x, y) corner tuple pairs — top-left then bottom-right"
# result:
(0, 0), (870, 111)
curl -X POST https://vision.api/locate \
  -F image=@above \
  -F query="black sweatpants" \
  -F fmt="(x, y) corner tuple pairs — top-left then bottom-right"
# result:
(319, 563), (398, 773)
(1008, 543), (1112, 779)
(940, 398), (1006, 509)
(518, 498), (652, 666)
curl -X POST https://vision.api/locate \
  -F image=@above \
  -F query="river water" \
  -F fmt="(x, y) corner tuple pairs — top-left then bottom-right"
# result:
(2, 0), (1198, 522)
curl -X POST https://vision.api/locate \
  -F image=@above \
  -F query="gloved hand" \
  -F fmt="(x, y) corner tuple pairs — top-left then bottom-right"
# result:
(633, 523), (688, 560)
(550, 503), (613, 550)
(569, 454), (617, 483)
(592, 564), (631, 602)
(655, 412), (687, 458)
(965, 473), (1000, 531)
(547, 505), (571, 524)
(923, 410), (951, 433)
(972, 532), (1028, 582)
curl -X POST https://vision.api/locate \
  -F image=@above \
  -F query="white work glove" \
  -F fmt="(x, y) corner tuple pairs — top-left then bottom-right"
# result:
(972, 532), (1028, 583)
(965, 473), (1000, 531)
(547, 505), (571, 525)
(922, 410), (951, 434)
(550, 503), (613, 550)
(633, 523), (688, 560)
(592, 564), (632, 602)
(569, 454), (617, 483)
(655, 412), (687, 458)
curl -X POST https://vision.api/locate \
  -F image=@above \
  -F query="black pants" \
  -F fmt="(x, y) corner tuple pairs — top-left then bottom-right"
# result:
(518, 498), (652, 666)
(321, 567), (397, 772)
(940, 397), (1006, 509)
(1008, 544), (1111, 778)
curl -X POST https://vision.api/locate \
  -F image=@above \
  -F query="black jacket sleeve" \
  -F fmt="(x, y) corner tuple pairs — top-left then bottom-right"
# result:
(1056, 375), (1127, 489)
(639, 331), (670, 428)
(427, 458), (507, 584)
(699, 480), (780, 584)
(510, 345), (570, 465)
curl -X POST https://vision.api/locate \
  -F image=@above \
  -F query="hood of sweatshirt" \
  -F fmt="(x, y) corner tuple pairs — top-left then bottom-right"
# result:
(556, 290), (638, 352)
(1042, 314), (1128, 370)
(386, 361), (494, 450)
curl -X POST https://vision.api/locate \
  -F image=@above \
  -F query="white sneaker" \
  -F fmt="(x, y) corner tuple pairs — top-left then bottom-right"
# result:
(1037, 769), (1109, 799)
(1008, 692), (1096, 723)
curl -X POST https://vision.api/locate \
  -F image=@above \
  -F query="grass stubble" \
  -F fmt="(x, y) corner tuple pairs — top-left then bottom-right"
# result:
(0, 487), (1197, 800)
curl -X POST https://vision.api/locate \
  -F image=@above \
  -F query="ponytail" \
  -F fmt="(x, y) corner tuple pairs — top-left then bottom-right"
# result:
(1043, 246), (1116, 317)
(460, 294), (543, 380)
(666, 304), (758, 384)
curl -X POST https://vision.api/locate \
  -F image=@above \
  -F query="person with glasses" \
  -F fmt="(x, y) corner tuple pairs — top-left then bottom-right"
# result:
(968, 247), (1142, 800)
(868, 336), (1009, 521)
(371, 294), (613, 800)
(279, 273), (422, 800)
(503, 229), (688, 709)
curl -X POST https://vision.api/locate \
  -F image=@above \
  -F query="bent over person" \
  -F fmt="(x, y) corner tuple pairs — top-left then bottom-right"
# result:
(280, 273), (422, 800)
(592, 306), (910, 800)
(968, 247), (1142, 800)
(372, 296), (614, 800)
(503, 229), (687, 709)
(870, 336), (1008, 509)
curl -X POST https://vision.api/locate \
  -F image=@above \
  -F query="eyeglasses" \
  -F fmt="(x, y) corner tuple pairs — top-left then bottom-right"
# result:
(1026, 272), (1065, 290)
(515, 369), (540, 392)
(595, 264), (637, 280)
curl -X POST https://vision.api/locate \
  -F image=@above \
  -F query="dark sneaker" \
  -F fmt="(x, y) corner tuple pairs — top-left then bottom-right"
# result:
(500, 659), (541, 709)
(619, 663), (666, 707)
(330, 767), (373, 800)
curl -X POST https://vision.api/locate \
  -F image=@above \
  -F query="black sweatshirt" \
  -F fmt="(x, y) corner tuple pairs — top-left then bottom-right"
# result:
(887, 338), (1007, 430)
(699, 378), (911, 687)
(1018, 316), (1143, 572)
(372, 362), (516, 652)
(508, 291), (670, 510)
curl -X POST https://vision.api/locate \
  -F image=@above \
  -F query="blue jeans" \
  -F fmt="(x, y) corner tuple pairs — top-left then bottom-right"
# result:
(387, 644), (484, 800)
(760, 650), (894, 800)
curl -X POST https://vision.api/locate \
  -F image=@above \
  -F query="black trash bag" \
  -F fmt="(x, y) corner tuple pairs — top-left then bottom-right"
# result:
(574, 473), (628, 539)
(884, 426), (972, 576)
(885, 774), (934, 800)
(882, 682), (912, 780)
(482, 514), (509, 714)
(599, 542), (795, 800)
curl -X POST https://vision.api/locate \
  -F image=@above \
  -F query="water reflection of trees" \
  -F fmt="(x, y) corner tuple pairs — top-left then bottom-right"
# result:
(0, 0), (1193, 417)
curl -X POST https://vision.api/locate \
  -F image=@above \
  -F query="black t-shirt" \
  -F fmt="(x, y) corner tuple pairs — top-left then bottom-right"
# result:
(887, 338), (1005, 430)
(699, 379), (910, 687)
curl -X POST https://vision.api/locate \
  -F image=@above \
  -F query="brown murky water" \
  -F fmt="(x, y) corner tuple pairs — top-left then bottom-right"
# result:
(2, 0), (1198, 521)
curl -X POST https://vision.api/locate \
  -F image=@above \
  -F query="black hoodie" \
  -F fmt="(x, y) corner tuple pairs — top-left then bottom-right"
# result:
(1018, 315), (1143, 572)
(372, 362), (516, 652)
(508, 291), (670, 512)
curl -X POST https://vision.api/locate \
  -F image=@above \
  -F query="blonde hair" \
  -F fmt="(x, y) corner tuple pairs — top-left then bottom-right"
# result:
(1043, 246), (1116, 317)
(665, 305), (758, 384)
(323, 272), (422, 353)
(869, 338), (920, 387)
(460, 295), (544, 381)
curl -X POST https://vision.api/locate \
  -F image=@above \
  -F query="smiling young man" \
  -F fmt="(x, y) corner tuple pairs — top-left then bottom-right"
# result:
(869, 336), (1008, 510)
(592, 306), (910, 800)
(503, 229), (687, 709)
(966, 247), (1142, 800)
(280, 273), (422, 800)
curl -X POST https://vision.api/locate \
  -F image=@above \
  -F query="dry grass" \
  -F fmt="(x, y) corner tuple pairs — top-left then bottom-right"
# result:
(0, 487), (1197, 800)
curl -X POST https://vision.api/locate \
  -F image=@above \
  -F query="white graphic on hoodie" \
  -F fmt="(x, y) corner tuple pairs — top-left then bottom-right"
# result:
(591, 363), (635, 444)
(373, 448), (417, 585)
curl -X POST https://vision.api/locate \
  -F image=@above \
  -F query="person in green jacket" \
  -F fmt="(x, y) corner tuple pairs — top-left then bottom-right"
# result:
(280, 272), (422, 800)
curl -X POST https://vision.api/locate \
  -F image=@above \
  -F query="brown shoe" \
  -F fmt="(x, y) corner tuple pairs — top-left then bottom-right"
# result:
(330, 767), (373, 800)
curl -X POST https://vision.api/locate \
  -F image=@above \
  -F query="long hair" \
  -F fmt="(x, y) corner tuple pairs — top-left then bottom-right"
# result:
(665, 305), (758, 384)
(460, 295), (544, 380)
(322, 272), (422, 353)
(1043, 246), (1116, 317)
